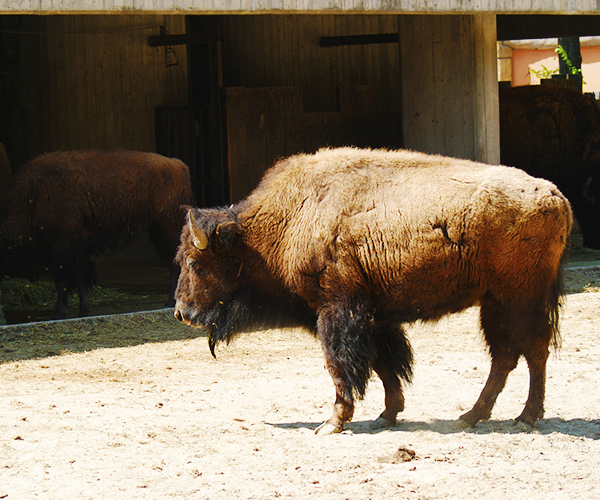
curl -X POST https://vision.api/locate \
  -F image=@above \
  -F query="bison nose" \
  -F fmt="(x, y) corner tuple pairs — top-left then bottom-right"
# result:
(174, 308), (184, 323)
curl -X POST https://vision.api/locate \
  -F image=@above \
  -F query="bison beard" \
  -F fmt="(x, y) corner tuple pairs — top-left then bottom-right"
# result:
(203, 292), (254, 358)
(174, 147), (572, 435)
(203, 288), (316, 358)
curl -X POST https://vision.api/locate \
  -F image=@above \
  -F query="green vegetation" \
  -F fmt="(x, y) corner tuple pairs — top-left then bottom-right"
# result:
(529, 44), (583, 81)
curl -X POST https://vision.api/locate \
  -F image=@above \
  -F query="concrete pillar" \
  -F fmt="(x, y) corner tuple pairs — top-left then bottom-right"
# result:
(399, 14), (500, 165)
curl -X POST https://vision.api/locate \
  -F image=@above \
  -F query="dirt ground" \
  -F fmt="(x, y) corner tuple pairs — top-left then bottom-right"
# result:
(0, 261), (599, 499)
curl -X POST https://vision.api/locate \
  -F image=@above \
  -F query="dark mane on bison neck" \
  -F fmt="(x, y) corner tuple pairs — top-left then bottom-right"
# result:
(207, 285), (316, 357)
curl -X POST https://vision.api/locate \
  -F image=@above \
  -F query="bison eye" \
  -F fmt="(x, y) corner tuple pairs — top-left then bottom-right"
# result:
(186, 254), (199, 269)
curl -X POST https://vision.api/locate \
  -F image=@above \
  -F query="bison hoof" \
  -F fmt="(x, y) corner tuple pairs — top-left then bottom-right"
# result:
(314, 421), (342, 436)
(458, 412), (480, 427)
(371, 416), (396, 430)
(513, 420), (534, 431)
(454, 418), (473, 430)
(459, 406), (491, 427)
(514, 413), (538, 428)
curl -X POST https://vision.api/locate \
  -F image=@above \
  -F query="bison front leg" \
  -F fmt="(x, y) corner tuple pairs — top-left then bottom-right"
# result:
(165, 262), (180, 308)
(314, 376), (356, 436)
(371, 360), (404, 429)
(74, 260), (93, 317)
(314, 302), (376, 436)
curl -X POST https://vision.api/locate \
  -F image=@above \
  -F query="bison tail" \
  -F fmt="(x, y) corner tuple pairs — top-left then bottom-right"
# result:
(547, 266), (564, 351)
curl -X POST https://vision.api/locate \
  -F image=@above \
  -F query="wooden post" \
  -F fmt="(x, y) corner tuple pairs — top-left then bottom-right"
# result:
(558, 36), (583, 93)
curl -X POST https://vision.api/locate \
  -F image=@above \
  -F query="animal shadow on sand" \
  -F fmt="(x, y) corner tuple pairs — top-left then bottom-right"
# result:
(269, 417), (600, 439)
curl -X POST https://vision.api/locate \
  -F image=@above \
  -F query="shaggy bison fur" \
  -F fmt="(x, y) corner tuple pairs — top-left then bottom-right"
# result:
(500, 84), (600, 248)
(174, 147), (572, 435)
(0, 149), (194, 319)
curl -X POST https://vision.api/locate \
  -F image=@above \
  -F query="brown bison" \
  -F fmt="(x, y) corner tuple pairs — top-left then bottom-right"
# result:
(174, 147), (572, 435)
(0, 149), (194, 319)
(500, 84), (600, 248)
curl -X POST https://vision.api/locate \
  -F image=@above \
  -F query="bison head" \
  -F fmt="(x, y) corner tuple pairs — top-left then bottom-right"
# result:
(174, 207), (250, 355)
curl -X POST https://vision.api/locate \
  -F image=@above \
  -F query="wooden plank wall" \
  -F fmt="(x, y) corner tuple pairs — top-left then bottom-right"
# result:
(193, 14), (403, 201)
(193, 15), (402, 115)
(471, 14), (501, 165)
(226, 85), (402, 202)
(0, 17), (45, 170)
(9, 15), (189, 168)
(155, 105), (229, 207)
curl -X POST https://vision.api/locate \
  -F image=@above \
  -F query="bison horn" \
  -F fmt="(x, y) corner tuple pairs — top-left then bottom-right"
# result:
(582, 176), (596, 203)
(188, 209), (209, 251)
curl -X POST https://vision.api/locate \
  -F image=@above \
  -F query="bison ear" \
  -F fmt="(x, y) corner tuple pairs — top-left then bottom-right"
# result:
(215, 221), (239, 249)
(188, 209), (209, 251)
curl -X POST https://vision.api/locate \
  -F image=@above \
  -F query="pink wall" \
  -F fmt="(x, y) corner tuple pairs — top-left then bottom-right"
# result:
(512, 46), (600, 93)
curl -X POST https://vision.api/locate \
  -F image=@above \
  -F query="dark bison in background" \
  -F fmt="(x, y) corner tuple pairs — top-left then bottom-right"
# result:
(174, 147), (572, 435)
(500, 84), (600, 248)
(0, 149), (194, 319)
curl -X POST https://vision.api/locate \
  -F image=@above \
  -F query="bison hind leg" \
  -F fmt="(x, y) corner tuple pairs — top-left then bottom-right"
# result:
(461, 290), (558, 426)
(372, 324), (413, 429)
(515, 282), (562, 425)
(460, 295), (522, 425)
(514, 342), (549, 426)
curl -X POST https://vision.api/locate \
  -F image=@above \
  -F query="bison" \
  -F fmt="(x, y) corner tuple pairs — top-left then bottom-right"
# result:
(500, 84), (600, 248)
(0, 149), (194, 319)
(174, 147), (572, 435)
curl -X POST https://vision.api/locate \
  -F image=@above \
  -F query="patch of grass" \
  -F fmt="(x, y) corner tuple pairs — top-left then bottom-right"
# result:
(567, 246), (600, 264)
(0, 277), (149, 310)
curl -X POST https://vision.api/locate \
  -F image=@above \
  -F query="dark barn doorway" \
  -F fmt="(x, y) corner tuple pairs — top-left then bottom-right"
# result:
(153, 25), (229, 208)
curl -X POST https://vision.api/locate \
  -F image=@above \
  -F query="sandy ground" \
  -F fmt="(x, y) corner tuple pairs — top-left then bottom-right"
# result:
(0, 273), (599, 499)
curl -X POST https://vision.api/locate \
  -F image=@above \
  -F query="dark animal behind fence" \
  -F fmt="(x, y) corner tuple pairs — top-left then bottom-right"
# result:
(500, 84), (600, 248)
(174, 147), (572, 435)
(0, 149), (194, 319)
